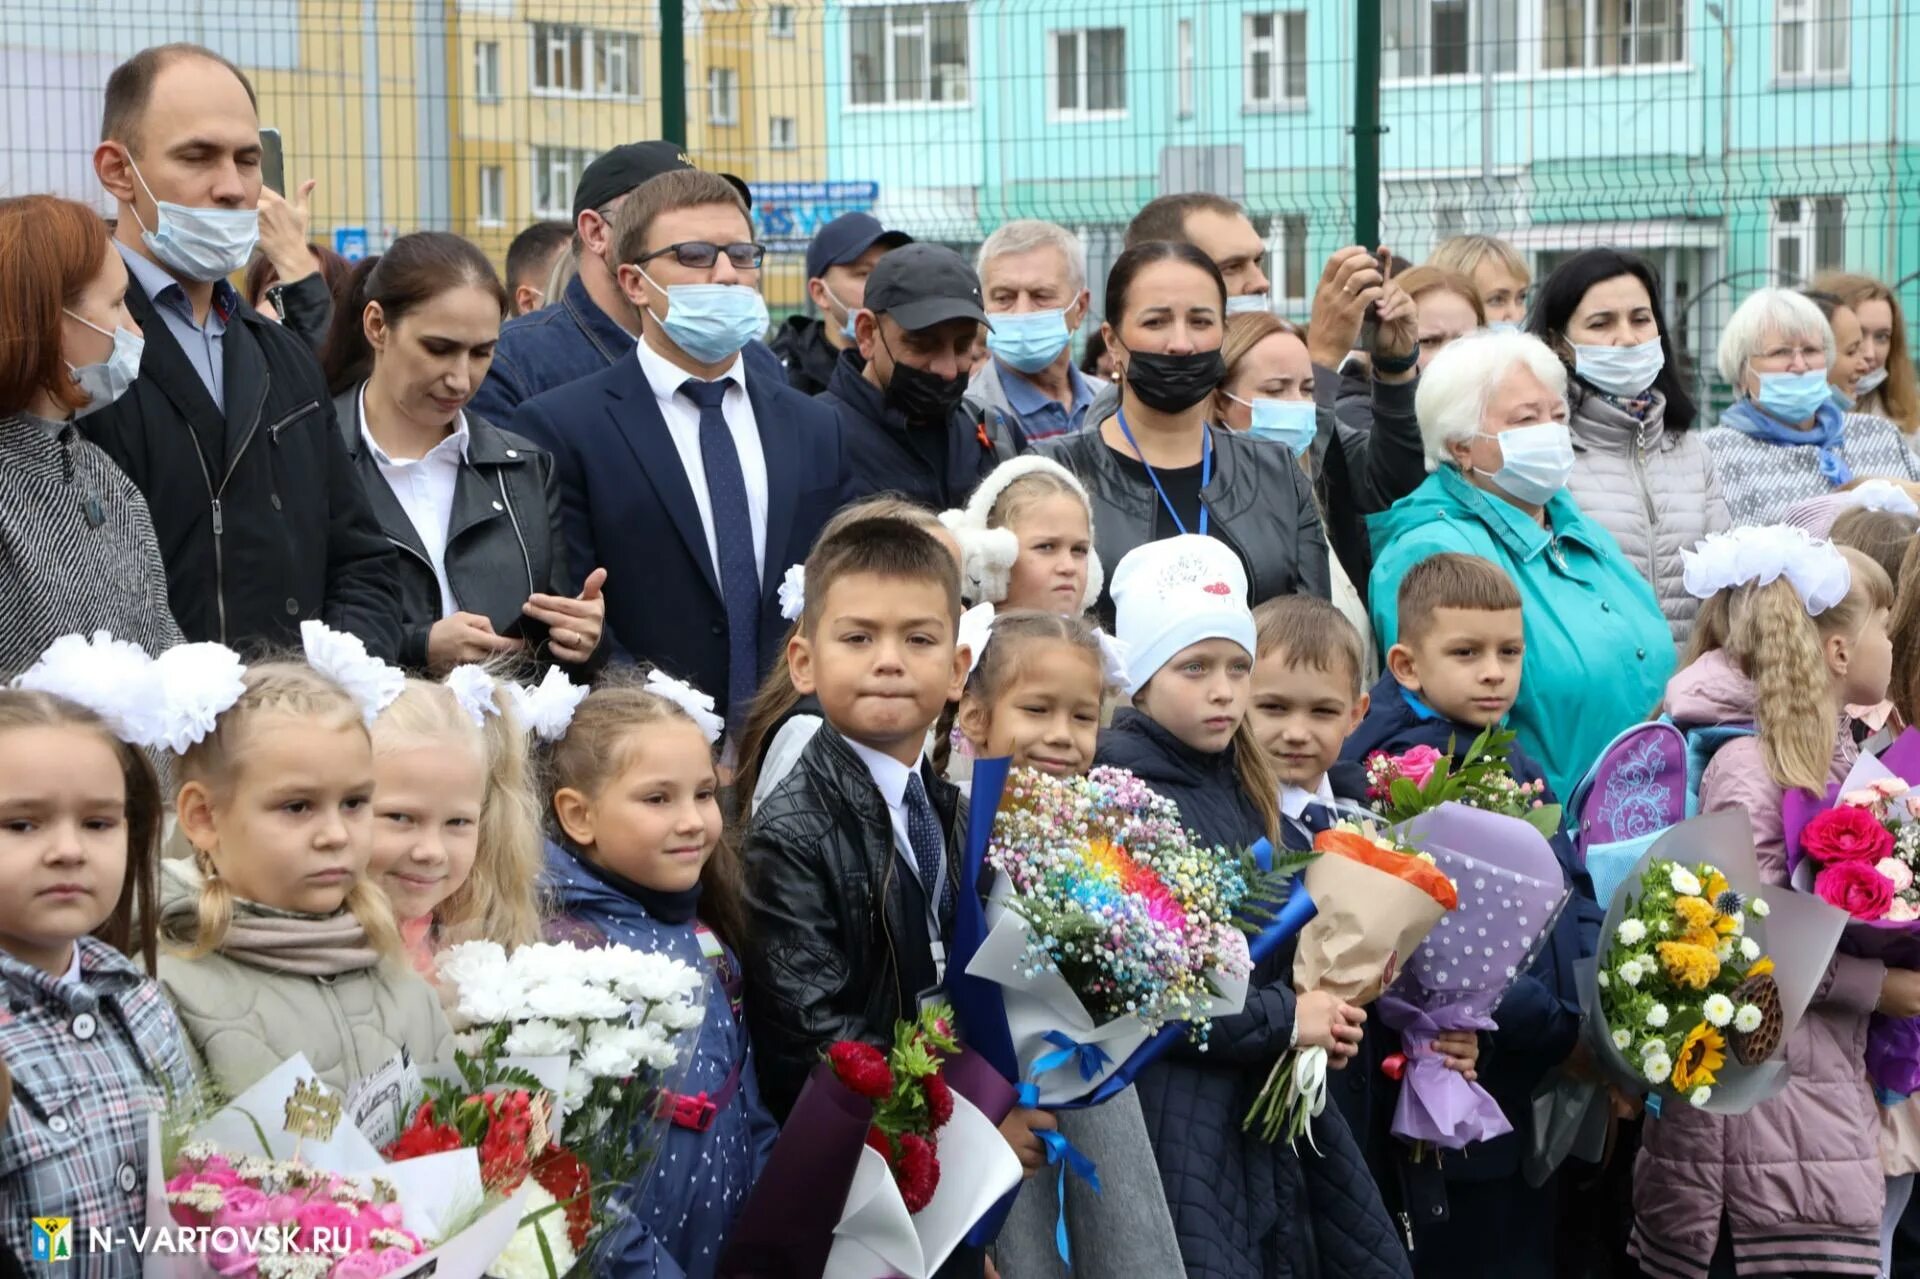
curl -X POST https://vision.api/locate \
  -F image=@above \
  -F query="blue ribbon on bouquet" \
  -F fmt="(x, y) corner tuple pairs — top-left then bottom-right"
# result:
(1016, 1080), (1103, 1266)
(1033, 1031), (1113, 1084)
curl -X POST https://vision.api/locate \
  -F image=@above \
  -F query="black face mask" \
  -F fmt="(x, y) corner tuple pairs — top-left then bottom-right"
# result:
(882, 336), (971, 426)
(1121, 347), (1229, 414)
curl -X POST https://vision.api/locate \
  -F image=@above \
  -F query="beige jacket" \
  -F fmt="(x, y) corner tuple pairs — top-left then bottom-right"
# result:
(154, 862), (451, 1097)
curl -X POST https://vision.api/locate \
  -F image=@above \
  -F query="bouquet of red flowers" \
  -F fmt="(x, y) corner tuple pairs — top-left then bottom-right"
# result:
(718, 1005), (1023, 1279)
(831, 1011), (960, 1214)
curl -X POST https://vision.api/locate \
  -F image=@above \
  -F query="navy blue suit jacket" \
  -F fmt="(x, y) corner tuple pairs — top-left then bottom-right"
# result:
(511, 350), (853, 722)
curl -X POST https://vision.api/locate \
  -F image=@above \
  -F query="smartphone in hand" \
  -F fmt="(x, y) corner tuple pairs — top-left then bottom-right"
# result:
(1357, 248), (1392, 351)
(259, 127), (285, 195)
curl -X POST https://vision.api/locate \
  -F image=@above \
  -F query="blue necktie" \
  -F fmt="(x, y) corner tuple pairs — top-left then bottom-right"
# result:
(904, 772), (956, 921)
(1300, 801), (1337, 835)
(679, 379), (761, 732)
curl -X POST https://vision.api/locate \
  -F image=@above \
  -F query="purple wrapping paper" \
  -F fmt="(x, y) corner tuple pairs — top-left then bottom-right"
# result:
(716, 1048), (1015, 1279)
(1385, 804), (1571, 1149)
(1869, 1014), (1920, 1100)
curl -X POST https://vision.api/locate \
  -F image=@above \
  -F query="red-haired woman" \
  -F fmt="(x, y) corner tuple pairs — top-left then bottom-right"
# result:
(0, 194), (180, 670)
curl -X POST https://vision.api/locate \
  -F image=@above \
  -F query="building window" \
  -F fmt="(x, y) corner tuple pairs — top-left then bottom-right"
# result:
(770, 115), (798, 150)
(707, 66), (740, 125)
(1050, 27), (1126, 118)
(1778, 0), (1848, 79)
(531, 23), (642, 98)
(533, 146), (597, 218)
(849, 3), (970, 106)
(474, 41), (500, 102)
(1274, 214), (1310, 310)
(770, 4), (796, 37)
(1540, 0), (1685, 70)
(1176, 18), (1194, 120)
(1244, 11), (1307, 108)
(1384, 0), (1517, 77)
(1772, 196), (1846, 282)
(478, 165), (505, 227)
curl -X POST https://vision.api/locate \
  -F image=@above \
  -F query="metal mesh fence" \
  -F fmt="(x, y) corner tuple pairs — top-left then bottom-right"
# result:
(4, 0), (1916, 400)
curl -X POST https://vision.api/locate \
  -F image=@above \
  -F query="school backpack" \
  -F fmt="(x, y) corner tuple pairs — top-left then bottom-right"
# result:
(1568, 716), (1755, 910)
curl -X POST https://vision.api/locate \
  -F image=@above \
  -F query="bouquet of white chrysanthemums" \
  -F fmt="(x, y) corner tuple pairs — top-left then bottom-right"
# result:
(434, 940), (708, 1274)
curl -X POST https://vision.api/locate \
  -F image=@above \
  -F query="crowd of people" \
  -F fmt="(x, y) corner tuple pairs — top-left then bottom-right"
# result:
(10, 36), (1920, 1279)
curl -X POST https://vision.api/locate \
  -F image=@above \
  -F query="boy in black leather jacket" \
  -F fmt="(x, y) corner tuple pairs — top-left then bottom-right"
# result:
(740, 516), (1053, 1182)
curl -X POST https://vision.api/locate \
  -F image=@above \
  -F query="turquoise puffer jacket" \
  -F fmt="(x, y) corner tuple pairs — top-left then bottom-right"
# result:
(1367, 465), (1677, 800)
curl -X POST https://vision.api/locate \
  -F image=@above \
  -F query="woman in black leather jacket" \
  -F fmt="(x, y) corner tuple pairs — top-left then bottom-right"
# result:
(323, 232), (606, 676)
(1039, 241), (1330, 624)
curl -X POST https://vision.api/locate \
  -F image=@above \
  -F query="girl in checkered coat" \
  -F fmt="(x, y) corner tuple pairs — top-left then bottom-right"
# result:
(0, 686), (195, 1278)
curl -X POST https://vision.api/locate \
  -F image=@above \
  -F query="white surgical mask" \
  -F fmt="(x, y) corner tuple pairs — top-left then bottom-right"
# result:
(1473, 422), (1575, 506)
(1226, 294), (1271, 316)
(1573, 337), (1666, 398)
(1858, 366), (1890, 396)
(63, 310), (144, 417)
(127, 158), (260, 283)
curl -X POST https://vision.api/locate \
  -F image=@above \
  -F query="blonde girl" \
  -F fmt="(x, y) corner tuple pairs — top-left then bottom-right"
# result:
(543, 675), (772, 1277)
(162, 659), (451, 1097)
(941, 455), (1102, 617)
(367, 671), (543, 978)
(737, 498), (962, 814)
(0, 683), (192, 1276)
(1638, 531), (1909, 1279)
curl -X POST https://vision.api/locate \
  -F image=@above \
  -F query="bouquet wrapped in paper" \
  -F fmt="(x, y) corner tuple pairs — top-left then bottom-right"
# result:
(1580, 812), (1845, 1113)
(433, 939), (707, 1271)
(717, 1006), (1022, 1279)
(1374, 803), (1571, 1149)
(1782, 730), (1920, 1098)
(1245, 820), (1457, 1146)
(1362, 724), (1564, 842)
(145, 1054), (534, 1279)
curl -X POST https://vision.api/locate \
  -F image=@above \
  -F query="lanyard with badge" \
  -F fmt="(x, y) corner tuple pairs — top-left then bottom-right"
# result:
(1115, 409), (1212, 536)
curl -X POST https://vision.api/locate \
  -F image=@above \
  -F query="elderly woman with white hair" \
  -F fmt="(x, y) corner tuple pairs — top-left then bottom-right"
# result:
(1703, 286), (1920, 526)
(1367, 330), (1675, 800)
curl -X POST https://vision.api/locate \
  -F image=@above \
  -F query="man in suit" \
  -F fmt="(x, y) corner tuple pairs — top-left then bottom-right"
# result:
(512, 169), (853, 736)
(83, 42), (401, 657)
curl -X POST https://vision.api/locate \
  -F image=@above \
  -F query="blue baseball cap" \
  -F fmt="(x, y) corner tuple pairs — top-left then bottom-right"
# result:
(805, 212), (912, 281)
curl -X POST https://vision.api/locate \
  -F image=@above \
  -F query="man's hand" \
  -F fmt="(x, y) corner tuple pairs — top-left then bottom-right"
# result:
(257, 179), (319, 285)
(1307, 245), (1389, 369)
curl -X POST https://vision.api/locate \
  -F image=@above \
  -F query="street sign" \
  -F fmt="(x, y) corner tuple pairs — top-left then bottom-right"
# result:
(333, 226), (369, 262)
(751, 182), (880, 253)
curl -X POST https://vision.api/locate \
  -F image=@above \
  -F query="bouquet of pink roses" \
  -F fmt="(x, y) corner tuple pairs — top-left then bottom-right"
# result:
(1363, 725), (1563, 842)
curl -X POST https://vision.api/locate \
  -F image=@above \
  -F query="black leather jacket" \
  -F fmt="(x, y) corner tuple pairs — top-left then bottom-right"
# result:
(333, 385), (604, 676)
(741, 724), (965, 1120)
(1038, 423), (1332, 621)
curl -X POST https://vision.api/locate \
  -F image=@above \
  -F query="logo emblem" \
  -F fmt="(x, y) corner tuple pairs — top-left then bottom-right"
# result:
(31, 1218), (72, 1263)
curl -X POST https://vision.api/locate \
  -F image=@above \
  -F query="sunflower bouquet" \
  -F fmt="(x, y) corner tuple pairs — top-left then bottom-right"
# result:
(1596, 858), (1779, 1107)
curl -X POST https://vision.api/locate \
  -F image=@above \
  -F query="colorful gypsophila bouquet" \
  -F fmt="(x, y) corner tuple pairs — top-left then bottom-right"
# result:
(1596, 858), (1779, 1107)
(1246, 820), (1458, 1145)
(1363, 725), (1563, 841)
(433, 941), (706, 1270)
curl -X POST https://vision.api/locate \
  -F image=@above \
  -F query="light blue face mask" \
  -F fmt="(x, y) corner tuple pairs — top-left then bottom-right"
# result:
(1228, 393), (1317, 454)
(986, 308), (1072, 374)
(1473, 422), (1575, 505)
(641, 267), (771, 365)
(1754, 367), (1836, 424)
(64, 311), (145, 418)
(821, 281), (860, 341)
(1225, 294), (1271, 316)
(1574, 336), (1666, 398)
(1488, 321), (1521, 335)
(128, 158), (259, 283)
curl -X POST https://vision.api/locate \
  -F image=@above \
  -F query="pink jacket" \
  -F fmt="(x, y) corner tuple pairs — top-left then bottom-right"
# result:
(1631, 650), (1887, 1279)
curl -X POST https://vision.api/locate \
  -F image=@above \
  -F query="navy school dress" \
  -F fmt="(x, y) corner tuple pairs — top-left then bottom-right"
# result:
(1096, 709), (1410, 1279)
(1338, 674), (1605, 1278)
(544, 841), (779, 1279)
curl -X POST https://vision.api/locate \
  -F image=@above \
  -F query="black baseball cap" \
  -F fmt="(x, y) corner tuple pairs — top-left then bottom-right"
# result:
(862, 242), (990, 332)
(571, 141), (751, 219)
(805, 212), (912, 281)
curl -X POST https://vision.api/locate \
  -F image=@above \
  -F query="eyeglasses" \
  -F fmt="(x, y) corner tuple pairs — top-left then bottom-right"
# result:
(636, 241), (766, 270)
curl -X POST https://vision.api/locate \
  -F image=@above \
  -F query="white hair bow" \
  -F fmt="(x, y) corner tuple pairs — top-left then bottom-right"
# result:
(1093, 630), (1131, 692)
(13, 632), (247, 753)
(1681, 525), (1853, 615)
(644, 669), (726, 744)
(507, 667), (589, 743)
(1850, 479), (1920, 519)
(778, 563), (807, 623)
(444, 665), (501, 728)
(300, 620), (405, 727)
(958, 601), (997, 677)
